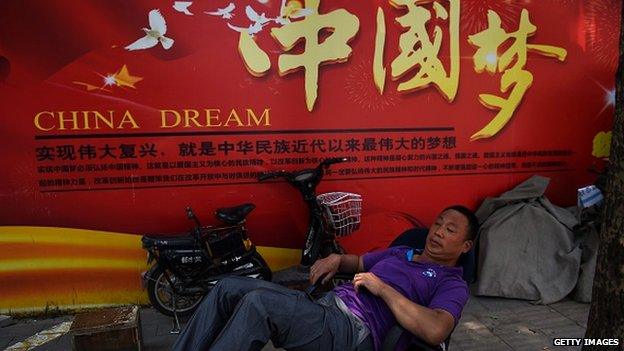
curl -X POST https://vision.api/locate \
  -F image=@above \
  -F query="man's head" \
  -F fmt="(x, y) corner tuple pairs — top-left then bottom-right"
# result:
(424, 205), (479, 265)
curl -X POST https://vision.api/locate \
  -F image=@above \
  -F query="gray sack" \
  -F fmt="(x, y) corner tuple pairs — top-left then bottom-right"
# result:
(474, 175), (582, 304)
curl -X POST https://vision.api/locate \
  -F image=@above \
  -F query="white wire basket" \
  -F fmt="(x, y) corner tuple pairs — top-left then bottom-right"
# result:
(316, 192), (362, 237)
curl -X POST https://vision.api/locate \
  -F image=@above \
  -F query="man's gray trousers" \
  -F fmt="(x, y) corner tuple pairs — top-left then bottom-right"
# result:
(171, 276), (373, 351)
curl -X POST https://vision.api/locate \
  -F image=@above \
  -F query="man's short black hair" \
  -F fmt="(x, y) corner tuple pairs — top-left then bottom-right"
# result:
(442, 205), (479, 241)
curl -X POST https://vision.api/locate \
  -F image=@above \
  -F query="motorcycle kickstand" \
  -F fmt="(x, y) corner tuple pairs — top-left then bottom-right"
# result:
(170, 293), (181, 334)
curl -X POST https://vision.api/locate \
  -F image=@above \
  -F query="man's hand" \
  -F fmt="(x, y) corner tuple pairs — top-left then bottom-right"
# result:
(309, 254), (341, 285)
(352, 272), (388, 295)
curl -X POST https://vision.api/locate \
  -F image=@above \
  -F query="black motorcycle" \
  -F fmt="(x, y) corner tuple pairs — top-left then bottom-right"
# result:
(141, 205), (271, 322)
(141, 157), (360, 327)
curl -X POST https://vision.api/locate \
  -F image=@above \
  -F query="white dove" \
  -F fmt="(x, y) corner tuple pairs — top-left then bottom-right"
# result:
(245, 5), (271, 25)
(173, 1), (193, 15)
(227, 21), (267, 36)
(205, 3), (236, 19)
(125, 9), (174, 50)
(274, 0), (314, 25)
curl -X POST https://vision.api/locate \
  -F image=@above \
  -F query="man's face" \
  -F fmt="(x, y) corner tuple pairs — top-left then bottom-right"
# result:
(425, 209), (473, 262)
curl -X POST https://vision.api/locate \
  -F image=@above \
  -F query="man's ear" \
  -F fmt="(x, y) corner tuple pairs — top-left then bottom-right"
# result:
(461, 240), (473, 253)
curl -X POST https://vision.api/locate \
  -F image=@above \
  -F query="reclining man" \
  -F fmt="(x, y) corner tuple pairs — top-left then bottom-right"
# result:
(172, 205), (478, 351)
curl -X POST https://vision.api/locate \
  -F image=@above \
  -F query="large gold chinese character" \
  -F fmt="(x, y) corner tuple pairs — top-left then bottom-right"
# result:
(271, 0), (359, 111)
(374, 0), (460, 101)
(468, 9), (567, 141)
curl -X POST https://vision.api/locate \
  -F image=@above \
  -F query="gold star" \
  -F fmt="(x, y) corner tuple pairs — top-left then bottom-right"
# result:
(113, 65), (143, 89)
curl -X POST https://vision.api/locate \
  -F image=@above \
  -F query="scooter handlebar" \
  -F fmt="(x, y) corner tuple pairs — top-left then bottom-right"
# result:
(258, 170), (288, 181)
(322, 157), (348, 167)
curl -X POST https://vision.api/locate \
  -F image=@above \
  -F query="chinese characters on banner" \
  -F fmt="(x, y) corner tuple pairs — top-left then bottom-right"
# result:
(236, 0), (566, 139)
(34, 133), (574, 192)
(29, 1), (575, 192)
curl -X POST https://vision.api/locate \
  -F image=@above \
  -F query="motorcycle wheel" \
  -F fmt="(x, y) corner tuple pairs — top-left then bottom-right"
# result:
(147, 253), (272, 317)
(147, 266), (204, 317)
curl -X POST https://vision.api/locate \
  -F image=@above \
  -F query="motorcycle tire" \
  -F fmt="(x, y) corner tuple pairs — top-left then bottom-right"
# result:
(147, 252), (272, 317)
(146, 265), (204, 318)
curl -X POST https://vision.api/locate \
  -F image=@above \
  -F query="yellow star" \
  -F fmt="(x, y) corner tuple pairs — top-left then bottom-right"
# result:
(113, 65), (143, 89)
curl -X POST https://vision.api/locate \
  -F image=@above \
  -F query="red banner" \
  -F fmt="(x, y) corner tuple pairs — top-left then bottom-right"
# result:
(0, 0), (619, 253)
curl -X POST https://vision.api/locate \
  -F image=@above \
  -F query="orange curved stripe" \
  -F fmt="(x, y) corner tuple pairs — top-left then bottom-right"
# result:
(0, 243), (144, 261)
(0, 269), (143, 301)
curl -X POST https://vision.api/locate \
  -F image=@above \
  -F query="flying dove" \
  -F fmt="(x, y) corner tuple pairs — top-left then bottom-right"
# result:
(125, 9), (174, 50)
(227, 21), (266, 36)
(245, 5), (271, 25)
(173, 1), (193, 15)
(205, 2), (236, 19)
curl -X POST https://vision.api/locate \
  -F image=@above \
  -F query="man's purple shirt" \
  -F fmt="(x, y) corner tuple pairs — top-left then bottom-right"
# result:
(333, 246), (469, 351)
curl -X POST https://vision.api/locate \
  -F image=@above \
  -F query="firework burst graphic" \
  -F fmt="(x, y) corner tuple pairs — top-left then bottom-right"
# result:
(584, 0), (621, 72)
(345, 59), (400, 113)
(461, 0), (524, 35)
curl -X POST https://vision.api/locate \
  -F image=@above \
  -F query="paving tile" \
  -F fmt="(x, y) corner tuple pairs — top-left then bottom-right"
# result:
(141, 323), (159, 338)
(448, 344), (466, 351)
(474, 296), (535, 313)
(453, 338), (512, 351)
(547, 300), (590, 327)
(560, 312), (589, 327)
(141, 309), (175, 326)
(491, 322), (543, 335)
(529, 316), (580, 330)
(538, 325), (586, 339)
(513, 345), (555, 351)
(142, 333), (178, 351)
(495, 330), (548, 342)
(454, 319), (497, 340)
(569, 315), (589, 328)
(462, 298), (489, 315)
(1, 297), (594, 351)
(512, 308), (560, 320)
(497, 336), (551, 350)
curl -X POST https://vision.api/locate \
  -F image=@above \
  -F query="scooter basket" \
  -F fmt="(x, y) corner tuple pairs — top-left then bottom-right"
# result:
(316, 192), (362, 237)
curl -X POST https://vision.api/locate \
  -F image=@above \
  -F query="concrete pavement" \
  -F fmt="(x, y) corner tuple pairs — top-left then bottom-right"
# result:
(0, 295), (590, 351)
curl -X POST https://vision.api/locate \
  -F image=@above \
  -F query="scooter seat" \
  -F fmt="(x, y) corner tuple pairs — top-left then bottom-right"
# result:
(215, 203), (256, 224)
(142, 234), (196, 249)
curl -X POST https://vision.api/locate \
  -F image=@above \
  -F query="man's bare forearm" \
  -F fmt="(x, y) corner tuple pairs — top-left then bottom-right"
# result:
(338, 254), (364, 273)
(378, 284), (454, 345)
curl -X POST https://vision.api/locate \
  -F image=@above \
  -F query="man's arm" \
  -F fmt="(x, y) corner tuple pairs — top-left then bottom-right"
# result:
(309, 254), (364, 284)
(338, 254), (364, 273)
(352, 273), (455, 346)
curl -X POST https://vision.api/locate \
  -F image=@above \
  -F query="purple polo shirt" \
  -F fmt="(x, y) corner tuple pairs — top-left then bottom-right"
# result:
(333, 246), (468, 351)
